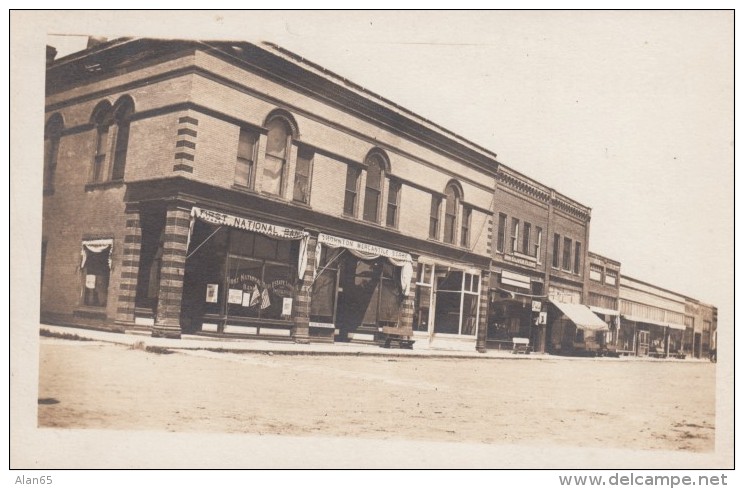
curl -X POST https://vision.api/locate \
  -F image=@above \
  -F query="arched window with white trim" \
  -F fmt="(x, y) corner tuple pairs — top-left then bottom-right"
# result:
(363, 153), (385, 223)
(111, 96), (134, 181)
(443, 182), (461, 245)
(263, 117), (292, 195)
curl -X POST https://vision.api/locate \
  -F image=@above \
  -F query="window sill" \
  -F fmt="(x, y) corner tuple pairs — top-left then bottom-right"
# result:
(231, 183), (257, 194)
(289, 200), (312, 209)
(73, 306), (108, 320)
(85, 179), (125, 191)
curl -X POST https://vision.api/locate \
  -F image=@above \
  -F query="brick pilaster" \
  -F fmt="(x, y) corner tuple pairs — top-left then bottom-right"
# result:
(476, 271), (490, 353)
(115, 207), (142, 326)
(152, 203), (191, 338)
(292, 234), (317, 344)
(398, 257), (417, 337)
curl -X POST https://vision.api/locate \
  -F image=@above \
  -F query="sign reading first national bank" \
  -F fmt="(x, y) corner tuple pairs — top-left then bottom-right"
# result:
(191, 207), (308, 240)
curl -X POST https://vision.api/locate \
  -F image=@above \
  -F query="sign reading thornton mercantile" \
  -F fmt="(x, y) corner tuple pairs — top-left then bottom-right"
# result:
(318, 233), (411, 262)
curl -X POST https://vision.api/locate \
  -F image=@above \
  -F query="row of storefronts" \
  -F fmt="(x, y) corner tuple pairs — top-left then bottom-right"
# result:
(41, 37), (717, 358)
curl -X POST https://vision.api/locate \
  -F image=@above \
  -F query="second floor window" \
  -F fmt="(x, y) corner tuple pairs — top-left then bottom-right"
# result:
(461, 206), (472, 248)
(522, 222), (532, 255)
(91, 103), (112, 183)
(574, 242), (582, 274)
(552, 233), (560, 268)
(235, 128), (258, 187)
(363, 155), (384, 222)
(386, 179), (401, 228)
(263, 118), (291, 196)
(110, 97), (133, 181)
(344, 166), (361, 216)
(535, 227), (543, 261)
(590, 265), (603, 281)
(44, 114), (63, 192)
(510, 218), (520, 253)
(497, 213), (507, 252)
(563, 237), (572, 271)
(293, 146), (314, 204)
(429, 196), (441, 239)
(443, 183), (460, 244)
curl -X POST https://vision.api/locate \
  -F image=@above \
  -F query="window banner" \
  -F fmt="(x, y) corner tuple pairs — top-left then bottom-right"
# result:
(191, 207), (308, 241)
(400, 261), (413, 296)
(298, 236), (309, 280)
(317, 233), (412, 264)
(80, 239), (113, 269)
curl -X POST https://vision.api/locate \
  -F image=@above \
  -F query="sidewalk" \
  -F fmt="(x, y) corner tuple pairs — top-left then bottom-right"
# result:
(38, 323), (706, 362)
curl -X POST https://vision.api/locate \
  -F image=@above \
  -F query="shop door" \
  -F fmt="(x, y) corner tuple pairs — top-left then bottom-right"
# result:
(336, 256), (381, 340)
(694, 332), (702, 359)
(637, 330), (650, 356)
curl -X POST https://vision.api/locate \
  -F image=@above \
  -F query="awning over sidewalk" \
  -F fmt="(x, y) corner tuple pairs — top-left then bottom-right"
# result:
(588, 305), (620, 317)
(622, 315), (686, 330)
(551, 301), (609, 332)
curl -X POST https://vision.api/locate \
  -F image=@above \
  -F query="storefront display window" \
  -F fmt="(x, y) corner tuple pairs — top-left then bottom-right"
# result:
(413, 263), (433, 332)
(181, 208), (308, 331)
(414, 265), (480, 336)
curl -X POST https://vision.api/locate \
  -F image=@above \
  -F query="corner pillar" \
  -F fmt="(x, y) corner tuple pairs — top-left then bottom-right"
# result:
(153, 203), (191, 338)
(115, 206), (142, 327)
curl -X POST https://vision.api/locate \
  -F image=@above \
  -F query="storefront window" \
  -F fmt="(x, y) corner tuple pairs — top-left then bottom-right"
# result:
(413, 263), (433, 333)
(226, 233), (295, 320)
(182, 219), (298, 327)
(434, 270), (463, 335)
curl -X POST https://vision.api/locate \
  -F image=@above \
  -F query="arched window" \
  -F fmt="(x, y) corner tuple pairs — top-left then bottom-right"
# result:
(111, 96), (134, 181)
(443, 182), (461, 244)
(90, 101), (113, 183)
(363, 153), (385, 223)
(263, 117), (291, 195)
(43, 113), (63, 192)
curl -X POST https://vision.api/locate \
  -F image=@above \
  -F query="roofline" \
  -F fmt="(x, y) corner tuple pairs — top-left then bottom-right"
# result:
(620, 274), (716, 308)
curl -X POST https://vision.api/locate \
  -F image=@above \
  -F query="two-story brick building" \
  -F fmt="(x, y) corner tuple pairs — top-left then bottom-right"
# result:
(42, 38), (497, 350)
(486, 166), (603, 355)
(42, 37), (718, 356)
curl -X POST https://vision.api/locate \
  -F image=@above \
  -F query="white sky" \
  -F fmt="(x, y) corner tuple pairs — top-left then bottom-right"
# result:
(42, 11), (733, 318)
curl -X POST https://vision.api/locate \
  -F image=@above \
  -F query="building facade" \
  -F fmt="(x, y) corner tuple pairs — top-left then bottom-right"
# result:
(586, 252), (622, 354)
(42, 37), (718, 356)
(618, 275), (689, 358)
(42, 38), (497, 350)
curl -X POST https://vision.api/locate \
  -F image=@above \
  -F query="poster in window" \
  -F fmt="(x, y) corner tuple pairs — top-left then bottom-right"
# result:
(205, 283), (218, 303)
(282, 297), (293, 316)
(228, 288), (243, 304)
(242, 289), (257, 307)
(531, 300), (542, 312)
(85, 274), (96, 289)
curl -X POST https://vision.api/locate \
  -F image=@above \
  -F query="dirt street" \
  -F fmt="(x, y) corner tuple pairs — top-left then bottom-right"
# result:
(37, 338), (716, 453)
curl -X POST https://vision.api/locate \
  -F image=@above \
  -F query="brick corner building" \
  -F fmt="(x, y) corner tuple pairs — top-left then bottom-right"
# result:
(41, 38), (717, 356)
